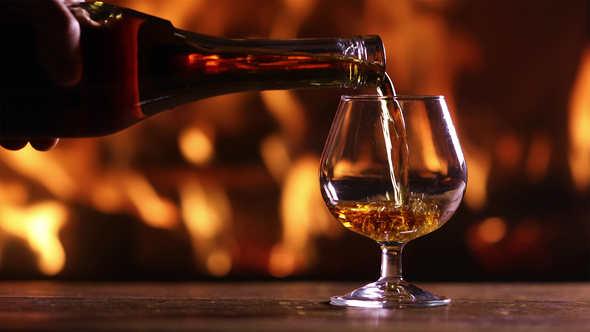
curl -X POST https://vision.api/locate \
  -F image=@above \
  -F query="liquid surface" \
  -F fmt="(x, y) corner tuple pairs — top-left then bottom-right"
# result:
(322, 178), (465, 242)
(324, 73), (464, 243)
(328, 200), (441, 243)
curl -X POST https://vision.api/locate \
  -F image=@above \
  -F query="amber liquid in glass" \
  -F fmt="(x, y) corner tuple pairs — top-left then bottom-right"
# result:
(328, 201), (441, 243)
(326, 75), (461, 243)
(325, 178), (465, 242)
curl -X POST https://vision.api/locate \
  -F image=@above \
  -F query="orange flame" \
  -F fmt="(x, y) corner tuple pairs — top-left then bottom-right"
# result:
(179, 125), (216, 166)
(179, 176), (234, 277)
(0, 146), (77, 200)
(0, 198), (68, 276)
(121, 170), (179, 229)
(568, 47), (590, 191)
(0, 146), (71, 276)
(260, 134), (292, 183)
(1, 0), (585, 281)
(463, 147), (492, 210)
(476, 217), (507, 245)
(269, 155), (339, 277)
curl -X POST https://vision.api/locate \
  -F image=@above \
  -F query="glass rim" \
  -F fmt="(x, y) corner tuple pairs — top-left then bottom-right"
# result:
(340, 94), (445, 101)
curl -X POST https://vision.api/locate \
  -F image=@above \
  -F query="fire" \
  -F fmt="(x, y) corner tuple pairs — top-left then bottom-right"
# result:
(0, 145), (77, 200)
(411, 109), (445, 174)
(0, 197), (67, 276)
(260, 90), (307, 147)
(260, 88), (341, 277)
(269, 155), (340, 277)
(260, 134), (292, 183)
(179, 125), (215, 166)
(179, 175), (234, 276)
(0, 146), (70, 276)
(463, 148), (491, 210)
(476, 217), (507, 245)
(120, 170), (179, 229)
(1, 0), (587, 281)
(568, 47), (590, 191)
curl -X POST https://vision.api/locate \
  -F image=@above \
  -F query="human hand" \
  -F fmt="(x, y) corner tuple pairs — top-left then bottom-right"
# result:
(0, 0), (82, 151)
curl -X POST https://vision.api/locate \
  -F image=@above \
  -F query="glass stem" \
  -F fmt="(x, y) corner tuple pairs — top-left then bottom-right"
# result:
(379, 242), (406, 282)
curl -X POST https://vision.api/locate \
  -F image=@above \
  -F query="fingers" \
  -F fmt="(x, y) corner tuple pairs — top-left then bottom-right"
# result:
(30, 138), (60, 151)
(2, 1), (80, 151)
(1, 138), (60, 151)
(0, 139), (29, 151)
(20, 0), (82, 87)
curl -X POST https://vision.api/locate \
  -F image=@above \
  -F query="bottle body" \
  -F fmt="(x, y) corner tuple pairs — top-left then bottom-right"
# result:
(1, 2), (385, 138)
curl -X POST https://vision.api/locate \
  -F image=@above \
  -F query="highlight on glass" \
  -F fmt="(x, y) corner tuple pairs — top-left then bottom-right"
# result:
(319, 95), (467, 308)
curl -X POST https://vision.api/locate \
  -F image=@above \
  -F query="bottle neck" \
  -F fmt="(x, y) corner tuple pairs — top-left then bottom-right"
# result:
(72, 1), (386, 89)
(73, 1), (387, 115)
(138, 30), (386, 115)
(175, 29), (385, 88)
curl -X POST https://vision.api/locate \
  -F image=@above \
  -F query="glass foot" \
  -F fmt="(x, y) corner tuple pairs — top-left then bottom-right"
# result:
(331, 279), (450, 308)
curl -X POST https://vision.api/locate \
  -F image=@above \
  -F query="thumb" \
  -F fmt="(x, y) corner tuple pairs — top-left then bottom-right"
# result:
(21, 0), (82, 87)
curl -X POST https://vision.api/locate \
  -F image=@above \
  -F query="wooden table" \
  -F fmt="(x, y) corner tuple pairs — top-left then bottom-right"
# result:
(1, 281), (589, 331)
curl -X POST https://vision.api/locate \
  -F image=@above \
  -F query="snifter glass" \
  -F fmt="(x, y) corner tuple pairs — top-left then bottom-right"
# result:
(319, 95), (467, 308)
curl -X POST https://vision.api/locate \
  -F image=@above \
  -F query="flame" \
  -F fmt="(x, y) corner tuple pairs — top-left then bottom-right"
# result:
(568, 47), (590, 191)
(0, 146), (72, 276)
(260, 90), (307, 147)
(0, 146), (77, 200)
(90, 174), (126, 214)
(1, 0), (586, 281)
(269, 243), (300, 278)
(206, 248), (233, 277)
(476, 217), (507, 244)
(269, 155), (339, 277)
(463, 147), (492, 210)
(410, 109), (445, 174)
(260, 134), (292, 183)
(179, 176), (234, 276)
(0, 199), (67, 276)
(179, 125), (215, 166)
(121, 170), (179, 229)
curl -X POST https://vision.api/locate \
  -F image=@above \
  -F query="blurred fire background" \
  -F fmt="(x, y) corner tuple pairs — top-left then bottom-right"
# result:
(1, 0), (588, 282)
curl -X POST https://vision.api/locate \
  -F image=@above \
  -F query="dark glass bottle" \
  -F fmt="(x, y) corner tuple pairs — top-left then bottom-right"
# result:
(0, 1), (385, 138)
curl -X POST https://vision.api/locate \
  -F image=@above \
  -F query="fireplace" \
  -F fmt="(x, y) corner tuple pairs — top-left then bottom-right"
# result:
(0, 0), (588, 282)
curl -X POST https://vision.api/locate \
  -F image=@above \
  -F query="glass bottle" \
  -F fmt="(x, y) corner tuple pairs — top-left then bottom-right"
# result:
(0, 1), (386, 138)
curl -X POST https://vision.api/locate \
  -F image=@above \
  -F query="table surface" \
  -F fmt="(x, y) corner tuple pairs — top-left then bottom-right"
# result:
(1, 281), (589, 331)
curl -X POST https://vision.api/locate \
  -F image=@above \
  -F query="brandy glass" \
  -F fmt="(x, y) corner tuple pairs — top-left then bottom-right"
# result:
(320, 95), (467, 308)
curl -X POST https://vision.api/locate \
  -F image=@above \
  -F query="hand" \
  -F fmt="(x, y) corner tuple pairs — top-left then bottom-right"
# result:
(0, 139), (60, 151)
(1, 0), (82, 151)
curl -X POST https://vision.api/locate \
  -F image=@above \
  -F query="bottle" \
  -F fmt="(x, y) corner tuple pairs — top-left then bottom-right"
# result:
(0, 1), (386, 138)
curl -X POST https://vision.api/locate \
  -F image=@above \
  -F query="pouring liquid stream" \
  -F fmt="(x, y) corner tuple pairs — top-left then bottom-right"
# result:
(377, 73), (396, 96)
(376, 73), (409, 207)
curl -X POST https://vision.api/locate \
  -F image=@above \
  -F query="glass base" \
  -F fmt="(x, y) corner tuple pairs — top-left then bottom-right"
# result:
(330, 279), (451, 308)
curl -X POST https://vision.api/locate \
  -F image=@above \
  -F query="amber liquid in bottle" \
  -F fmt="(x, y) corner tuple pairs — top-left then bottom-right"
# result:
(0, 2), (385, 138)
